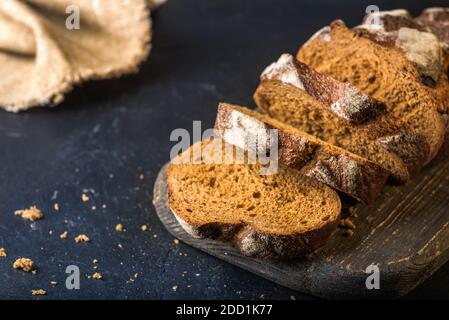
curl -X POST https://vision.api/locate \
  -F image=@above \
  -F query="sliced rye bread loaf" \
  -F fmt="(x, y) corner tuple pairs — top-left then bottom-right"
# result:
(167, 138), (341, 259)
(215, 103), (389, 204)
(297, 20), (447, 166)
(254, 54), (424, 184)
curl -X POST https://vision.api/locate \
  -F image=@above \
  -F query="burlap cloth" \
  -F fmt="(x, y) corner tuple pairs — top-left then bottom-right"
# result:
(0, 0), (166, 112)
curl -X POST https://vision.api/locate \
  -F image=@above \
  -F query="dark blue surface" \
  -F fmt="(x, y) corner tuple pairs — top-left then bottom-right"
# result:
(0, 0), (448, 299)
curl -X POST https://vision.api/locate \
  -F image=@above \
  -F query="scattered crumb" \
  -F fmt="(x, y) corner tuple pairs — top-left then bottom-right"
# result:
(74, 234), (90, 243)
(366, 216), (374, 224)
(141, 224), (148, 232)
(195, 273), (200, 277)
(93, 259), (98, 264)
(172, 285), (178, 292)
(134, 273), (139, 279)
(31, 289), (47, 296)
(343, 229), (354, 237)
(115, 224), (124, 232)
(0, 248), (6, 257)
(13, 258), (35, 272)
(50, 281), (58, 287)
(153, 234), (158, 239)
(173, 239), (180, 245)
(92, 272), (103, 280)
(101, 204), (107, 209)
(53, 203), (60, 211)
(290, 295), (296, 300)
(32, 270), (37, 275)
(139, 174), (145, 181)
(340, 218), (356, 230)
(187, 285), (192, 288)
(117, 243), (123, 249)
(15, 206), (44, 221)
(81, 193), (90, 202)
(60, 231), (68, 239)
(91, 206), (97, 211)
(48, 230), (53, 235)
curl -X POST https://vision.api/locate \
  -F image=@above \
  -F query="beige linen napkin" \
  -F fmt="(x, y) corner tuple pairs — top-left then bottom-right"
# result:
(0, 0), (166, 112)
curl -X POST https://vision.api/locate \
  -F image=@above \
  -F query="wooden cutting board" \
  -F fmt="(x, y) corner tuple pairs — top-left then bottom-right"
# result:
(153, 158), (449, 299)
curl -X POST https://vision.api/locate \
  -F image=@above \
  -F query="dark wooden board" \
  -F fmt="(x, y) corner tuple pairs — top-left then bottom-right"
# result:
(153, 158), (449, 299)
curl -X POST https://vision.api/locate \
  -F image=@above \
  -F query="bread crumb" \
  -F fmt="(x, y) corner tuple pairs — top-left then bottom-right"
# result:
(139, 174), (145, 181)
(366, 216), (374, 224)
(290, 295), (296, 300)
(172, 285), (178, 292)
(15, 206), (44, 221)
(343, 229), (354, 237)
(92, 272), (103, 280)
(91, 206), (97, 211)
(173, 239), (180, 245)
(48, 230), (53, 235)
(13, 258), (35, 272)
(53, 203), (60, 211)
(117, 243), (123, 249)
(153, 234), (158, 239)
(31, 289), (47, 296)
(0, 248), (7, 257)
(101, 204), (107, 209)
(50, 281), (58, 287)
(93, 259), (98, 264)
(74, 234), (90, 243)
(81, 193), (90, 202)
(134, 273), (139, 279)
(141, 224), (148, 232)
(115, 224), (124, 232)
(60, 231), (68, 239)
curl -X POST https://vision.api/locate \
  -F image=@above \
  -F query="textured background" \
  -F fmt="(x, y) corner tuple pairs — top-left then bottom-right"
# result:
(0, 0), (448, 299)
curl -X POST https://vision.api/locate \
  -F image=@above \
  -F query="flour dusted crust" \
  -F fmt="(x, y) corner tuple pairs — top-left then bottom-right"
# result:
(261, 54), (384, 124)
(0, 0), (155, 112)
(215, 103), (389, 204)
(298, 20), (447, 168)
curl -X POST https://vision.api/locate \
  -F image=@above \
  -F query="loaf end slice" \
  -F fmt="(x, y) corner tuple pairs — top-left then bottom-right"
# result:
(215, 103), (389, 204)
(167, 139), (341, 259)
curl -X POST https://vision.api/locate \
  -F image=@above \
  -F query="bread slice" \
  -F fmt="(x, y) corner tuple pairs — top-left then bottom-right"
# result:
(215, 103), (389, 204)
(297, 20), (447, 166)
(167, 138), (341, 259)
(254, 54), (429, 183)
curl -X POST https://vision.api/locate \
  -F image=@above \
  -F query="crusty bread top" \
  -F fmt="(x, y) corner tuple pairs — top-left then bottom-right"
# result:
(167, 138), (341, 259)
(215, 103), (389, 204)
(261, 54), (385, 124)
(418, 7), (449, 49)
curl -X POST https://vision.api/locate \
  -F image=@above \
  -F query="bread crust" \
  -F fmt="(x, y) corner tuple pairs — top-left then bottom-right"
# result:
(167, 152), (342, 260)
(215, 103), (389, 204)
